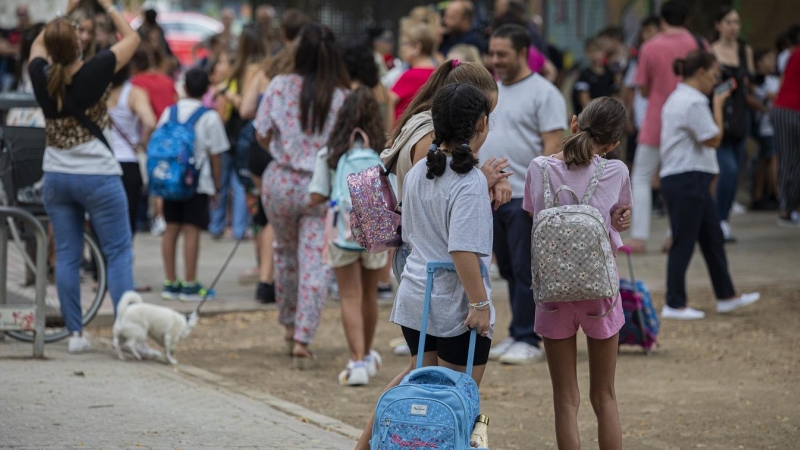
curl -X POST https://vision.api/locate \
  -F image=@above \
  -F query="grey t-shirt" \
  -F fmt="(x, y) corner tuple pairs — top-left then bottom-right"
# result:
(390, 159), (495, 339)
(479, 73), (567, 198)
(659, 83), (720, 178)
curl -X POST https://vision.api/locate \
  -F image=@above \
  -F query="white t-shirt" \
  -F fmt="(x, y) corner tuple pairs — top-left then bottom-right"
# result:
(390, 159), (495, 338)
(480, 73), (567, 198)
(778, 49), (792, 74)
(624, 60), (649, 130)
(156, 99), (229, 195)
(659, 83), (720, 178)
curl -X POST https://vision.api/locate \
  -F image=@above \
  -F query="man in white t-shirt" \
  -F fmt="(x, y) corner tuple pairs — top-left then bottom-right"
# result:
(482, 24), (567, 365)
(156, 68), (229, 302)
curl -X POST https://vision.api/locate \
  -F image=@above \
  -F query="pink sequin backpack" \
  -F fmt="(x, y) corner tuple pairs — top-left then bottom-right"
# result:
(346, 151), (402, 252)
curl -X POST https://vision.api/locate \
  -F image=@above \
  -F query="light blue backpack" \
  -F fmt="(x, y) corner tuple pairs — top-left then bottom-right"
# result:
(330, 128), (383, 251)
(147, 105), (209, 201)
(371, 262), (486, 450)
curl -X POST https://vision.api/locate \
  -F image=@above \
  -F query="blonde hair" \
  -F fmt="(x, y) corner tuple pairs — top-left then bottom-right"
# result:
(402, 23), (436, 57)
(446, 44), (481, 64)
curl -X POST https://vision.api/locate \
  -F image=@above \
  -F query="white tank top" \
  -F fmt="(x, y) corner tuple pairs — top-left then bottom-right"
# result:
(108, 82), (141, 163)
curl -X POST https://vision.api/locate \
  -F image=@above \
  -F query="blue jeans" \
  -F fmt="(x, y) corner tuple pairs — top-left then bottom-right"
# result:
(716, 139), (746, 221)
(43, 173), (134, 333)
(209, 152), (249, 239)
(493, 199), (540, 346)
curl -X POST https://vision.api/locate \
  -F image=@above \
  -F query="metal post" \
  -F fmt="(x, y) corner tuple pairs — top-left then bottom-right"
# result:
(0, 207), (47, 357)
(0, 219), (6, 342)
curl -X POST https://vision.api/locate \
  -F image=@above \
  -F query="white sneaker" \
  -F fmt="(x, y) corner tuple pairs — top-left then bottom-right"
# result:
(150, 216), (167, 237)
(498, 341), (543, 365)
(661, 305), (705, 320)
(732, 202), (747, 215)
(777, 211), (800, 228)
(488, 337), (515, 361)
(717, 293), (760, 313)
(338, 360), (369, 386)
(393, 343), (410, 356)
(720, 221), (736, 242)
(365, 349), (382, 377)
(67, 332), (91, 354)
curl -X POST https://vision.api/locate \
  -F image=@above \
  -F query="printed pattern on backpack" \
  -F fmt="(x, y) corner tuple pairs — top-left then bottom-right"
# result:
(531, 158), (619, 315)
(147, 106), (208, 201)
(348, 165), (402, 253)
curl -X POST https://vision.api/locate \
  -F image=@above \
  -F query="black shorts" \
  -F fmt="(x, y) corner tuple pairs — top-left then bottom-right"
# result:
(163, 194), (210, 230)
(401, 326), (491, 367)
(253, 199), (268, 227)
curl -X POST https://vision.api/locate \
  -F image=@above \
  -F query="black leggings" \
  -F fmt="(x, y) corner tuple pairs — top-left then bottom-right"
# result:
(120, 162), (143, 239)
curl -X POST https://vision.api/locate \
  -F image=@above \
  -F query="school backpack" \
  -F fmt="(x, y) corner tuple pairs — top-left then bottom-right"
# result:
(371, 261), (482, 450)
(329, 129), (384, 251)
(232, 120), (258, 190)
(618, 246), (659, 353)
(531, 157), (619, 316)
(147, 105), (209, 201)
(347, 147), (402, 253)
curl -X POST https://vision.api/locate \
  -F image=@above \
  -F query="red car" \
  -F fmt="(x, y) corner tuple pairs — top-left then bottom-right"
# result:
(129, 12), (223, 67)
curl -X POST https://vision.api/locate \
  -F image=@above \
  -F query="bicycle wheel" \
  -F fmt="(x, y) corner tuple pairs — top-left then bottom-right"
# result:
(5, 230), (107, 343)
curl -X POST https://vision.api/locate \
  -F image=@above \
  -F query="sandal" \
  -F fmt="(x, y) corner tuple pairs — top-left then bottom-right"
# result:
(292, 351), (317, 370)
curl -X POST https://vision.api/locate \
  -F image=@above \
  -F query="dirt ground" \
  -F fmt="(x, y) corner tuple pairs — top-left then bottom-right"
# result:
(101, 286), (800, 450)
(95, 282), (798, 450)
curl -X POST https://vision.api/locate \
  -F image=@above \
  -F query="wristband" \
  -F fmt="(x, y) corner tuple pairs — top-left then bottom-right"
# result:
(468, 300), (491, 311)
(106, 5), (118, 14)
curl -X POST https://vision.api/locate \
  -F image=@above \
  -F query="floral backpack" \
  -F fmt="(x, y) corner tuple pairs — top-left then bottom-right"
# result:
(531, 157), (618, 317)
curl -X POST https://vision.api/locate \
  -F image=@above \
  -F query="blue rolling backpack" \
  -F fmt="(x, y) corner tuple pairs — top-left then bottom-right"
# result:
(371, 262), (488, 450)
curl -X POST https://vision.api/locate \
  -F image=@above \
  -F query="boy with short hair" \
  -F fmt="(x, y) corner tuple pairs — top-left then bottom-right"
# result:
(572, 38), (618, 114)
(157, 68), (228, 301)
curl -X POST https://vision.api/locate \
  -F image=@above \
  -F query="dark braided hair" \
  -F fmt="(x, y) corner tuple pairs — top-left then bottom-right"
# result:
(426, 84), (490, 180)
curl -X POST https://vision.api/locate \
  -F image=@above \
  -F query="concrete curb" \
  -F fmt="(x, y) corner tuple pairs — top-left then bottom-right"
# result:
(92, 336), (362, 442)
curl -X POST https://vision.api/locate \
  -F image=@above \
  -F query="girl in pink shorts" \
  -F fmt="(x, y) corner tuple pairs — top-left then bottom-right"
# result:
(523, 97), (632, 449)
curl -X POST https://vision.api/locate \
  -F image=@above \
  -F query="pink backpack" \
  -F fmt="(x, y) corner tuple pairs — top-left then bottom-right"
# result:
(346, 156), (402, 252)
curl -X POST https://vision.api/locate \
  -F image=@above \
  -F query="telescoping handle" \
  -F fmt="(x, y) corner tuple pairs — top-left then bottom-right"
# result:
(619, 245), (636, 284)
(417, 261), (488, 376)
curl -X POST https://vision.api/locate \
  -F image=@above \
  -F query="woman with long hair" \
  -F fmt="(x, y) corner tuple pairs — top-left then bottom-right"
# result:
(253, 23), (350, 367)
(70, 9), (97, 61)
(27, 0), (140, 353)
(309, 86), (387, 386)
(710, 7), (756, 242)
(209, 27), (266, 242)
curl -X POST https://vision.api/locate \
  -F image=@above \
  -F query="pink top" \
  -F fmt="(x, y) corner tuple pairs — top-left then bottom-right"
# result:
(391, 67), (436, 120)
(254, 74), (347, 174)
(523, 155), (632, 340)
(634, 30), (706, 147)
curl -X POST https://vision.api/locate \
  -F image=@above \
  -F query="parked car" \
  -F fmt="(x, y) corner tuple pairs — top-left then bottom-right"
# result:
(129, 12), (222, 67)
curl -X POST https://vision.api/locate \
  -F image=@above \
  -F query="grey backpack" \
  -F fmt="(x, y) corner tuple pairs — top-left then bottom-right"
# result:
(531, 157), (618, 318)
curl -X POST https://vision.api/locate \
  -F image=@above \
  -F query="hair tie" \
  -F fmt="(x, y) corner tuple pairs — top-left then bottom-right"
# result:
(428, 143), (438, 153)
(451, 59), (461, 68)
(580, 126), (598, 139)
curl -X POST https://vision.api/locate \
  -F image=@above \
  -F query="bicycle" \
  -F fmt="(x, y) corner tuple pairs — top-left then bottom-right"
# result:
(1, 92), (107, 343)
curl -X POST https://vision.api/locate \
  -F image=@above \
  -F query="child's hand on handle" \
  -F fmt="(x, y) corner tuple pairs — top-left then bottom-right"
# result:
(480, 157), (513, 188)
(611, 205), (631, 232)
(465, 308), (491, 338)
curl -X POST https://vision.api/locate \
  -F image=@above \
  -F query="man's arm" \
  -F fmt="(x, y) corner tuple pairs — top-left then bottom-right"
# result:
(541, 130), (563, 156)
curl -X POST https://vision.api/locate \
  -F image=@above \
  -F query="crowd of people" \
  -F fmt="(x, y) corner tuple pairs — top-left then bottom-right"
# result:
(2, 0), (799, 447)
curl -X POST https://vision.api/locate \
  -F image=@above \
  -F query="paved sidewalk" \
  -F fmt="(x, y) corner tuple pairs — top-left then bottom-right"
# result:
(0, 338), (356, 449)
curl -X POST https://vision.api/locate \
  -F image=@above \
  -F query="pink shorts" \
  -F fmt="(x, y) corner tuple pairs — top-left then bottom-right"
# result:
(534, 296), (624, 340)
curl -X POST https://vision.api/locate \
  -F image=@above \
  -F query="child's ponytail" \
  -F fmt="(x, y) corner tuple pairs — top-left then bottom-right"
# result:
(425, 138), (447, 179)
(563, 97), (627, 167)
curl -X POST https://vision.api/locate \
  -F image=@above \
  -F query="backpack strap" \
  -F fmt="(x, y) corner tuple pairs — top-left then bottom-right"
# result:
(60, 94), (113, 153)
(350, 127), (370, 149)
(168, 105), (179, 124)
(184, 106), (209, 127)
(581, 158), (607, 205)
(693, 33), (705, 50)
(540, 157), (555, 209)
(553, 185), (580, 206)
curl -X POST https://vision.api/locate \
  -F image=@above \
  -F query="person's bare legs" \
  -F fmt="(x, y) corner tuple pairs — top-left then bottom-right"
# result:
(360, 265), (381, 355)
(161, 223), (181, 281)
(587, 333), (622, 450)
(543, 335), (581, 450)
(259, 223), (275, 284)
(336, 263), (366, 361)
(354, 352), (439, 450)
(181, 224), (200, 282)
(378, 249), (394, 286)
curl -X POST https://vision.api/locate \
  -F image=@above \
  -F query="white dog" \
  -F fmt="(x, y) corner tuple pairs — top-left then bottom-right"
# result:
(113, 291), (198, 365)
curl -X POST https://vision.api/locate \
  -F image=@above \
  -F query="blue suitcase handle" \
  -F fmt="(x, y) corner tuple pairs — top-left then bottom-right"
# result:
(417, 261), (489, 376)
